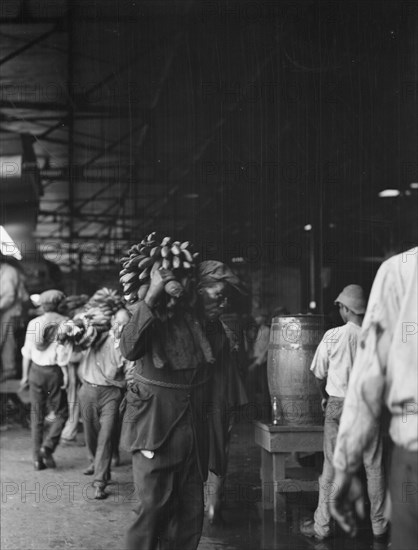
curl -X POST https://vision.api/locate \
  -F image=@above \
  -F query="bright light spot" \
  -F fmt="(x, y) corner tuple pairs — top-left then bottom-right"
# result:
(304, 224), (312, 231)
(30, 294), (41, 306)
(309, 301), (316, 309)
(378, 189), (400, 198)
(0, 225), (22, 260)
(410, 183), (418, 189)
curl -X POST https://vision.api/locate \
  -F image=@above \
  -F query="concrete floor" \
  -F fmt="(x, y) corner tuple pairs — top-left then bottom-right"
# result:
(1, 406), (387, 550)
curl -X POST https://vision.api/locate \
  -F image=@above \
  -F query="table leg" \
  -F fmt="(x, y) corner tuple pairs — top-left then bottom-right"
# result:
(272, 453), (286, 523)
(260, 448), (273, 510)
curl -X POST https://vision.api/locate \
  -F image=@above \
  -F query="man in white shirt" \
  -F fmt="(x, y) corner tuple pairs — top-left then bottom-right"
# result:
(301, 285), (387, 541)
(331, 248), (417, 550)
(20, 290), (69, 470)
(78, 308), (132, 500)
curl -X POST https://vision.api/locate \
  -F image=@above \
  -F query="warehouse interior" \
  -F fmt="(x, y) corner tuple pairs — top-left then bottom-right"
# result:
(1, 1), (417, 549)
(2, 0), (417, 307)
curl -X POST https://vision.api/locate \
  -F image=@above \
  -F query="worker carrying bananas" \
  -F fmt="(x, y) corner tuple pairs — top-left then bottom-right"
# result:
(77, 306), (133, 500)
(119, 244), (245, 550)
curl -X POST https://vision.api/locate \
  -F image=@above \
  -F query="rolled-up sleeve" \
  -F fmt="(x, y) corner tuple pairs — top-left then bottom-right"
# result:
(333, 263), (393, 473)
(310, 335), (330, 380)
(119, 301), (155, 361)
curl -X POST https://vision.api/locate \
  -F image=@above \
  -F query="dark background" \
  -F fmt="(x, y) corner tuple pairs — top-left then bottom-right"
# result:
(1, 0), (417, 312)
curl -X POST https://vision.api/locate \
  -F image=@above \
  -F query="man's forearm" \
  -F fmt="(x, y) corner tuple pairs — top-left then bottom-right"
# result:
(22, 357), (31, 380)
(315, 377), (328, 400)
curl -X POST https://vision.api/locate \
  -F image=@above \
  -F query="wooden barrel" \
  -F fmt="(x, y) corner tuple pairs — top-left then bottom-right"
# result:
(267, 315), (325, 426)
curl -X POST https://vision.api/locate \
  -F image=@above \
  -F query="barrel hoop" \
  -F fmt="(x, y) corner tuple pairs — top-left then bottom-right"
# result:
(268, 343), (318, 351)
(271, 325), (324, 331)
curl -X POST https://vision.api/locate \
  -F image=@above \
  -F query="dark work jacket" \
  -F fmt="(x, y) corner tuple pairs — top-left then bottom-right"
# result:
(119, 300), (215, 480)
(206, 318), (248, 476)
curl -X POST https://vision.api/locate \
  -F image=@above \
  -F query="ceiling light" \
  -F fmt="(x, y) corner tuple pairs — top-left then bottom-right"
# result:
(410, 183), (418, 189)
(304, 224), (312, 231)
(378, 189), (400, 198)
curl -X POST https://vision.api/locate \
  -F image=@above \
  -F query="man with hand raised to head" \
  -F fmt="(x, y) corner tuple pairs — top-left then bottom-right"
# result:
(119, 256), (245, 550)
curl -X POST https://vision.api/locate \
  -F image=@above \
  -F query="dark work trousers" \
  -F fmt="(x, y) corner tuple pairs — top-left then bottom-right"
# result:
(28, 363), (69, 460)
(389, 445), (418, 550)
(78, 382), (123, 487)
(125, 414), (204, 550)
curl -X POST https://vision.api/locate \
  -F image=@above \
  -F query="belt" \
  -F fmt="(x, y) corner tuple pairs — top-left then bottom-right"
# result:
(83, 379), (108, 388)
(32, 362), (59, 368)
(134, 373), (211, 390)
(83, 379), (123, 389)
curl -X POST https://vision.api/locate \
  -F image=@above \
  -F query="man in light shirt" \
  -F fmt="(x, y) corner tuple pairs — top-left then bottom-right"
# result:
(331, 248), (418, 550)
(78, 307), (132, 500)
(20, 289), (69, 470)
(301, 284), (387, 541)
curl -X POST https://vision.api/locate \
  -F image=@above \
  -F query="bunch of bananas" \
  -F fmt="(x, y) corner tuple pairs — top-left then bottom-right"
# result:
(119, 232), (199, 304)
(57, 317), (98, 349)
(58, 294), (89, 318)
(83, 287), (124, 332)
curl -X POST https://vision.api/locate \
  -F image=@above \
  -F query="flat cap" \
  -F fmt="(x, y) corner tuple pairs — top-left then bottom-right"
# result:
(39, 289), (66, 312)
(335, 284), (366, 314)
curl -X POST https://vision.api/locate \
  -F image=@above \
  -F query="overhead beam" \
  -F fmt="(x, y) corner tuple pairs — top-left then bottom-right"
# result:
(0, 25), (57, 66)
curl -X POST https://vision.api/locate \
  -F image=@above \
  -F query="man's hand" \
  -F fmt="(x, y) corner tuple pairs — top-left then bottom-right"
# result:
(145, 265), (170, 308)
(19, 376), (29, 390)
(321, 397), (328, 412)
(329, 469), (365, 537)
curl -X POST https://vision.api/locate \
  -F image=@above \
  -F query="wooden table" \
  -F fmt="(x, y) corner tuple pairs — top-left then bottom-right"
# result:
(254, 421), (324, 522)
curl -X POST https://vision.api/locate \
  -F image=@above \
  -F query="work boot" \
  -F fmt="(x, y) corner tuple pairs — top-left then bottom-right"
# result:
(40, 446), (56, 469)
(83, 464), (94, 475)
(34, 459), (46, 471)
(300, 519), (328, 540)
(94, 485), (107, 500)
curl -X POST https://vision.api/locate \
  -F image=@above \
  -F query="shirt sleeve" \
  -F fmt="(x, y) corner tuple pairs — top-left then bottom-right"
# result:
(310, 333), (330, 380)
(333, 262), (394, 473)
(119, 301), (155, 361)
(56, 342), (74, 367)
(21, 319), (36, 360)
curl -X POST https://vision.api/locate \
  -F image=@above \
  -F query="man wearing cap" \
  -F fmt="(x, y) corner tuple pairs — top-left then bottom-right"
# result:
(119, 259), (245, 550)
(301, 284), (387, 541)
(77, 307), (133, 500)
(20, 289), (69, 470)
